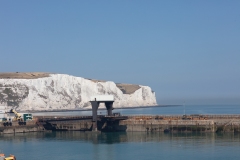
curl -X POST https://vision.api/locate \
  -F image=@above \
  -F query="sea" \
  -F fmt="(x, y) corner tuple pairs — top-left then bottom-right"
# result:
(1, 105), (240, 160)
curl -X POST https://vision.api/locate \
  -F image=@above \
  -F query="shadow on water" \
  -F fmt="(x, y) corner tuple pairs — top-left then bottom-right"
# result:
(97, 119), (127, 132)
(1, 131), (240, 145)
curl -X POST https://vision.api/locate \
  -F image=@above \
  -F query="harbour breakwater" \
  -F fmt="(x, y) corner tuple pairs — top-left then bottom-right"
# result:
(1, 115), (240, 134)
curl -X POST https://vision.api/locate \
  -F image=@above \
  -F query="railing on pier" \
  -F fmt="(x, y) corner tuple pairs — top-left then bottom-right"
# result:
(36, 116), (94, 122)
(126, 114), (240, 120)
(35, 114), (240, 123)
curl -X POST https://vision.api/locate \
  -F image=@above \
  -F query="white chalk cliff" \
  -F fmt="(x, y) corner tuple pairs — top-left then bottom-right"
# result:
(0, 73), (157, 111)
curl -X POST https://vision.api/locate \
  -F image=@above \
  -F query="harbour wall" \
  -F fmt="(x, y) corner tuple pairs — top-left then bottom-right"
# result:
(37, 115), (240, 133)
(0, 121), (45, 134)
(1, 115), (240, 134)
(100, 115), (240, 133)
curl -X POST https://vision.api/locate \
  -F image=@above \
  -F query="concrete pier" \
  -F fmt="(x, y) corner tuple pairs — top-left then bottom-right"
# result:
(1, 114), (240, 134)
(37, 114), (240, 133)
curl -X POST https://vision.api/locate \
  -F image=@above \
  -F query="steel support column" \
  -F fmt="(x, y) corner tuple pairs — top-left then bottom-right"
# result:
(90, 101), (99, 131)
(105, 102), (113, 116)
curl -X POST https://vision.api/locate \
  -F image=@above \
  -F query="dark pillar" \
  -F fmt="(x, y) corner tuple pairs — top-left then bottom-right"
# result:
(90, 101), (99, 131)
(105, 101), (113, 116)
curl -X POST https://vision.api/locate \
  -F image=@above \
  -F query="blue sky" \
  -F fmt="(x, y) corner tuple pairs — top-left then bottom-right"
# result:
(0, 1), (239, 105)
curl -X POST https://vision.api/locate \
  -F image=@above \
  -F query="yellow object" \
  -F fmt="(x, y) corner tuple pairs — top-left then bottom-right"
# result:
(10, 109), (23, 122)
(4, 154), (16, 160)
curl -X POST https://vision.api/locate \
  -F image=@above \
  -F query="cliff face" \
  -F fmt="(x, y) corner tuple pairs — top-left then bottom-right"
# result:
(0, 73), (157, 111)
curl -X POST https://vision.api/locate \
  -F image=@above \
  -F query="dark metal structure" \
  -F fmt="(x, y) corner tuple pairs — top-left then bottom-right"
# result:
(90, 100), (114, 131)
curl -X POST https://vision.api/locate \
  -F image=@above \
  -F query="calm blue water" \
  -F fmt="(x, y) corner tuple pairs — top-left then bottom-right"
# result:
(1, 105), (240, 160)
(33, 105), (240, 116)
(1, 132), (240, 160)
